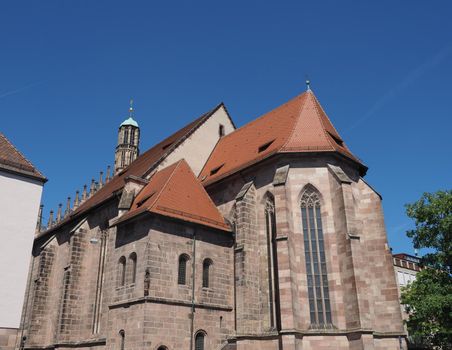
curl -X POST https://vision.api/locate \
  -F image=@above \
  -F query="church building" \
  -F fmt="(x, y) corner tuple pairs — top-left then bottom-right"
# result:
(20, 86), (406, 350)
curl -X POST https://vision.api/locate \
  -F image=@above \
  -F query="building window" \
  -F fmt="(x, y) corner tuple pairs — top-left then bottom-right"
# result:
(130, 129), (135, 145)
(120, 151), (125, 167)
(301, 186), (332, 327)
(119, 330), (125, 350)
(219, 124), (225, 137)
(202, 259), (212, 288)
(157, 347), (168, 350)
(264, 196), (278, 329)
(178, 254), (189, 285)
(124, 129), (129, 144)
(129, 252), (137, 284)
(195, 331), (205, 350)
(118, 256), (126, 286)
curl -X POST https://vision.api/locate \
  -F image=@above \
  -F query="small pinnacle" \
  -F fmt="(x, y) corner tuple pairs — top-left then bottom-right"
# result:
(306, 79), (311, 92)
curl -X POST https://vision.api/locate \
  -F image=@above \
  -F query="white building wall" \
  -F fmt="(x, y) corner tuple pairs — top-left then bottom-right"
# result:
(0, 170), (43, 328)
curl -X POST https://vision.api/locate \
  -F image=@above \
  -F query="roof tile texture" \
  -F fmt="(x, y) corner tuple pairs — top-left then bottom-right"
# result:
(199, 91), (364, 185)
(116, 159), (230, 231)
(72, 107), (217, 218)
(0, 132), (46, 181)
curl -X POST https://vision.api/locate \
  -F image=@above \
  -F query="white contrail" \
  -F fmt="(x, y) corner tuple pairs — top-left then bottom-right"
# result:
(346, 43), (452, 132)
(0, 81), (44, 99)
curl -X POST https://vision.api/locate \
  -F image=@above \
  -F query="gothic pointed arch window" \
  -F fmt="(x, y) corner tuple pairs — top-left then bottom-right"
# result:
(264, 194), (279, 329)
(300, 186), (332, 327)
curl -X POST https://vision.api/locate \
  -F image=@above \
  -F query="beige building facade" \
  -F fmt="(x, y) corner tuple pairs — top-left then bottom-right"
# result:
(19, 90), (406, 350)
(392, 252), (421, 345)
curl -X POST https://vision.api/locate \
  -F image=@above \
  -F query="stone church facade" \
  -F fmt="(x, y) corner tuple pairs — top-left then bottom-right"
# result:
(19, 88), (406, 350)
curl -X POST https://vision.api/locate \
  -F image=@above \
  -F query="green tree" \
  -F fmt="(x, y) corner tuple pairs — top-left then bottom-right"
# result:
(402, 190), (452, 349)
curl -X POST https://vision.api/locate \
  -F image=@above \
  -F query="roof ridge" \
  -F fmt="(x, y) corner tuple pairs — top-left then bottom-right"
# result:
(308, 92), (337, 151)
(181, 160), (225, 215)
(0, 132), (45, 179)
(310, 92), (364, 164)
(148, 160), (183, 211)
(280, 92), (309, 150)
(311, 92), (343, 139)
(216, 92), (307, 143)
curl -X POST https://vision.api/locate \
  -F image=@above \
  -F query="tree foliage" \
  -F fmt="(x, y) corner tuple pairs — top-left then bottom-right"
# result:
(401, 269), (452, 349)
(402, 190), (452, 349)
(406, 190), (452, 271)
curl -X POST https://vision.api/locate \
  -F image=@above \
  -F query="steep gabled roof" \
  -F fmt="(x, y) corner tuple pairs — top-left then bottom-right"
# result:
(38, 103), (228, 236)
(114, 159), (231, 232)
(199, 90), (366, 185)
(0, 132), (46, 182)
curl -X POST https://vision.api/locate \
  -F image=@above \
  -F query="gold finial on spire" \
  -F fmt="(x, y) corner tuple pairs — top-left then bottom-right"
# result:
(129, 99), (134, 117)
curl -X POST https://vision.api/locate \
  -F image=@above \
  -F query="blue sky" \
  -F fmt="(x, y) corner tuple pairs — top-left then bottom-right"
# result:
(1, 1), (451, 254)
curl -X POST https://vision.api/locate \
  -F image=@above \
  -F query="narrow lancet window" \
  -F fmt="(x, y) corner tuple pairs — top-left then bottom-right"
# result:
(129, 252), (137, 284)
(202, 259), (212, 288)
(123, 129), (129, 144)
(118, 256), (126, 287)
(178, 254), (188, 285)
(301, 186), (332, 327)
(265, 196), (279, 329)
(119, 330), (125, 350)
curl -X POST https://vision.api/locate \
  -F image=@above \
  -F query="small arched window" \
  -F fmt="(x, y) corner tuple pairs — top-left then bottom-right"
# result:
(195, 331), (205, 350)
(118, 256), (126, 286)
(202, 259), (212, 288)
(119, 330), (125, 350)
(129, 252), (137, 284)
(178, 254), (189, 285)
(219, 124), (225, 137)
(157, 346), (168, 350)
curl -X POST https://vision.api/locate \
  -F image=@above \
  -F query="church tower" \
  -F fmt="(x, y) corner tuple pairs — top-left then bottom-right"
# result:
(114, 100), (140, 174)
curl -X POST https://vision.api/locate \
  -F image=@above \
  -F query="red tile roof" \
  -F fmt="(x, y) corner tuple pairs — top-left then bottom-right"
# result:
(199, 91), (366, 185)
(114, 159), (231, 232)
(0, 132), (46, 182)
(43, 104), (225, 234)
